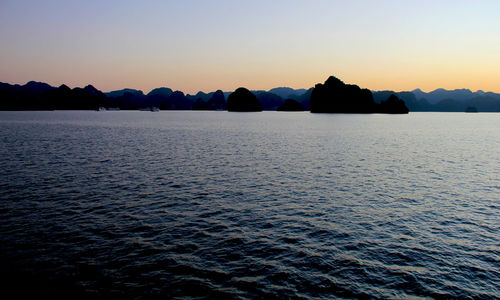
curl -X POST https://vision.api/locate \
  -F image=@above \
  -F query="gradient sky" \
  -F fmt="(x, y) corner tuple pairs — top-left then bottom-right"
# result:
(1, 0), (499, 94)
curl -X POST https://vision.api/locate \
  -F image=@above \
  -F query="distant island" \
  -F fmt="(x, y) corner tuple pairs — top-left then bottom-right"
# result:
(2, 76), (500, 112)
(311, 76), (408, 114)
(227, 88), (262, 112)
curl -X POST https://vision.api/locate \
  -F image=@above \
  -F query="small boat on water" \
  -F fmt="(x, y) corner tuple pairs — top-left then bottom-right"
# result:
(98, 107), (120, 111)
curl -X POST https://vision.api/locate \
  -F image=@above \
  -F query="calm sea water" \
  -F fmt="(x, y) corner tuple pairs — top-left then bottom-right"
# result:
(0, 111), (498, 298)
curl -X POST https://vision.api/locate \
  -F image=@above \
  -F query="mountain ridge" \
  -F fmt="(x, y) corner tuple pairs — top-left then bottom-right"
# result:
(2, 80), (500, 112)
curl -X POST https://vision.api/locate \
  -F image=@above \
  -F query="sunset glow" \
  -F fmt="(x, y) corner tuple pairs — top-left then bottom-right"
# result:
(1, 0), (499, 93)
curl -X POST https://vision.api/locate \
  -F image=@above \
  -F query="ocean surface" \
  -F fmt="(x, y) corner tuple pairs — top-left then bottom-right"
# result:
(0, 111), (498, 299)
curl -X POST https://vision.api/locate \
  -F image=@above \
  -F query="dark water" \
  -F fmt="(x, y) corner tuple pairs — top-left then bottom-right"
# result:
(0, 111), (498, 298)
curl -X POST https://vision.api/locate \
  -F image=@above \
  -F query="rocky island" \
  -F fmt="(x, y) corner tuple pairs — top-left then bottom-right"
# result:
(310, 76), (409, 114)
(227, 87), (262, 112)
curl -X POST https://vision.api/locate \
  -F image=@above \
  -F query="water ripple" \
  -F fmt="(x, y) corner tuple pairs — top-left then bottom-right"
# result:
(0, 111), (499, 298)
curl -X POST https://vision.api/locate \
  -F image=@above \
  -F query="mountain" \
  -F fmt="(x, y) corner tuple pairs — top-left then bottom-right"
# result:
(147, 87), (173, 98)
(277, 99), (304, 111)
(289, 88), (313, 110)
(227, 87), (262, 112)
(412, 88), (476, 104)
(373, 90), (431, 111)
(254, 91), (284, 110)
(192, 90), (226, 110)
(23, 81), (55, 94)
(40, 84), (107, 110)
(156, 91), (191, 110)
(311, 76), (408, 114)
(3, 79), (500, 112)
(375, 88), (500, 112)
(268, 87), (307, 99)
(106, 88), (144, 98)
(377, 94), (409, 114)
(0, 82), (111, 110)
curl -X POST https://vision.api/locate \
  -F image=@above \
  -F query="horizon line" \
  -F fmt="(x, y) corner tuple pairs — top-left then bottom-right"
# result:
(2, 79), (499, 96)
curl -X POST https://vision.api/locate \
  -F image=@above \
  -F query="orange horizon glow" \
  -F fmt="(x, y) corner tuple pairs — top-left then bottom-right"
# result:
(1, 1), (499, 95)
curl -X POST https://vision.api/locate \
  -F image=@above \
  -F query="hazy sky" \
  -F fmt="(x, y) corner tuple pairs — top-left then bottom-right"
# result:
(1, 0), (499, 94)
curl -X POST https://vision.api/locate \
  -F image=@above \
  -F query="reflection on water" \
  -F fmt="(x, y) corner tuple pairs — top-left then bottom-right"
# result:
(0, 111), (499, 298)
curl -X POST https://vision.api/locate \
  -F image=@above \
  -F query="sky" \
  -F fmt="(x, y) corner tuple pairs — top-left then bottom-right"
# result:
(1, 0), (499, 94)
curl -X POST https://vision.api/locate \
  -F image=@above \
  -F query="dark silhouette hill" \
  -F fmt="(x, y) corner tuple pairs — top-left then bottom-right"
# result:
(373, 91), (431, 111)
(106, 89), (146, 109)
(148, 87), (173, 98)
(106, 87), (194, 110)
(41, 84), (107, 110)
(311, 76), (408, 114)
(146, 87), (174, 108)
(158, 91), (192, 110)
(465, 95), (500, 112)
(23, 81), (55, 94)
(3, 79), (500, 112)
(373, 89), (500, 112)
(288, 88), (313, 110)
(277, 99), (304, 111)
(254, 91), (284, 110)
(0, 81), (56, 110)
(190, 90), (226, 110)
(412, 88), (475, 104)
(209, 90), (226, 110)
(377, 94), (409, 114)
(192, 90), (226, 110)
(227, 88), (262, 112)
(311, 76), (376, 113)
(106, 88), (144, 99)
(268, 87), (307, 99)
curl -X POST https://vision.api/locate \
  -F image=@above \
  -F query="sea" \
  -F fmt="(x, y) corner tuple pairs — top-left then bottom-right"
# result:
(0, 111), (498, 299)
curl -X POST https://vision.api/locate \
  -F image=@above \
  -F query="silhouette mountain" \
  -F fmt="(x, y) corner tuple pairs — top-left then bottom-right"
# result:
(373, 91), (431, 111)
(148, 87), (173, 98)
(146, 87), (174, 108)
(288, 88), (313, 110)
(227, 88), (262, 112)
(3, 79), (500, 112)
(374, 89), (500, 112)
(254, 91), (284, 110)
(23, 81), (55, 94)
(158, 91), (192, 110)
(412, 88), (476, 104)
(0, 81), (56, 110)
(41, 84), (107, 110)
(106, 87), (195, 110)
(277, 99), (304, 111)
(268, 87), (307, 99)
(190, 90), (226, 110)
(311, 76), (376, 113)
(311, 76), (408, 114)
(106, 88), (144, 99)
(209, 90), (226, 110)
(377, 94), (409, 114)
